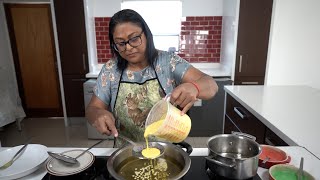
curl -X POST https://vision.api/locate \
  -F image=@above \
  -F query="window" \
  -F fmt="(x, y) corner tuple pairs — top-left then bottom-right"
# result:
(121, 1), (182, 52)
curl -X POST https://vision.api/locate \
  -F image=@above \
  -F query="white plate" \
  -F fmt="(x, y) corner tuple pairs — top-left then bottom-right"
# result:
(46, 150), (95, 176)
(0, 144), (48, 180)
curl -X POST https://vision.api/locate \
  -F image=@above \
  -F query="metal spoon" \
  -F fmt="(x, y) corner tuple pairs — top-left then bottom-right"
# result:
(297, 157), (304, 180)
(117, 135), (165, 159)
(48, 139), (105, 164)
(262, 156), (270, 168)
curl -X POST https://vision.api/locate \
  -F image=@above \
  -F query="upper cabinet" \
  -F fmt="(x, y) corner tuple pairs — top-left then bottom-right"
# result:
(234, 0), (273, 85)
(54, 0), (88, 76)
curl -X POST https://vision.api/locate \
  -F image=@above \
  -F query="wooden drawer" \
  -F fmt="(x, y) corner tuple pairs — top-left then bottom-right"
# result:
(225, 94), (266, 144)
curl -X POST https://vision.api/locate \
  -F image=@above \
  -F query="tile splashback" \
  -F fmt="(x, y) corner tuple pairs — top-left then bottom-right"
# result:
(95, 16), (222, 63)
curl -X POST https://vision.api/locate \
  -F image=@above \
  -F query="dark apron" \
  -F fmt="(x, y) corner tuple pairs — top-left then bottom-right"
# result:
(113, 68), (165, 147)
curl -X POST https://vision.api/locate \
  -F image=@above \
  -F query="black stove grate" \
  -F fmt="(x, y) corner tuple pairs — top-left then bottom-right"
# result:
(42, 156), (262, 180)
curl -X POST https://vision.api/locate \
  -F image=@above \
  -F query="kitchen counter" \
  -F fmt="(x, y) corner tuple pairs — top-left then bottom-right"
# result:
(86, 63), (231, 78)
(1, 146), (318, 179)
(224, 85), (320, 158)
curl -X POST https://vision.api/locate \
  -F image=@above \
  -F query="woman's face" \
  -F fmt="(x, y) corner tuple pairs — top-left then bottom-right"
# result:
(113, 22), (147, 65)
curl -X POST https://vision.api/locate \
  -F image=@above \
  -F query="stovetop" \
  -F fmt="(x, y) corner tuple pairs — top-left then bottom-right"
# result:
(42, 156), (262, 180)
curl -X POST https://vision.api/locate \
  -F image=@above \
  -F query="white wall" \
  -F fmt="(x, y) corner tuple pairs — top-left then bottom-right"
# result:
(92, 0), (121, 17)
(182, 0), (223, 16)
(91, 0), (223, 17)
(266, 0), (320, 89)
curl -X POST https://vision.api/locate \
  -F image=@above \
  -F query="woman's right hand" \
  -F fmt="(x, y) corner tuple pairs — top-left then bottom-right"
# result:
(91, 108), (118, 137)
(86, 94), (118, 137)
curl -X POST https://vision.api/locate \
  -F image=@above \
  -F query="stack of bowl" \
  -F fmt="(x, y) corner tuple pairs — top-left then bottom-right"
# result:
(259, 145), (315, 180)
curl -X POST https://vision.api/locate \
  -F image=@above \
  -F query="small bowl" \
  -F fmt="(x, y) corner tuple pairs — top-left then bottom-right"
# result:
(269, 164), (315, 180)
(259, 145), (291, 169)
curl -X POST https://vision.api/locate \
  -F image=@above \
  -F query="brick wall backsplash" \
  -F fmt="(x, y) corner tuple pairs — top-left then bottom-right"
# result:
(178, 16), (222, 63)
(95, 17), (112, 63)
(95, 16), (222, 63)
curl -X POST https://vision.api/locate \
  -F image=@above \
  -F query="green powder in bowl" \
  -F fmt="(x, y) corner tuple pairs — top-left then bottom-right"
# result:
(269, 164), (315, 180)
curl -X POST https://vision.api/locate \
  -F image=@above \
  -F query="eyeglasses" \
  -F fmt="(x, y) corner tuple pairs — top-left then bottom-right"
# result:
(113, 32), (143, 53)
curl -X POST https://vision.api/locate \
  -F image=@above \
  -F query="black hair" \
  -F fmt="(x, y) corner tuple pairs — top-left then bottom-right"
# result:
(109, 9), (158, 70)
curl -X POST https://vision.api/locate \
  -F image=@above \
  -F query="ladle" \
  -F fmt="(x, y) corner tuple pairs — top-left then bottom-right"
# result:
(117, 134), (165, 159)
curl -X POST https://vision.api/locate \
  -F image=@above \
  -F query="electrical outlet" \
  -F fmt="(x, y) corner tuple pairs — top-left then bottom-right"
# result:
(193, 99), (202, 106)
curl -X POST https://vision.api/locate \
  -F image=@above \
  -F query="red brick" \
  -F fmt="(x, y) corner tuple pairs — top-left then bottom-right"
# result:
(208, 40), (217, 44)
(181, 31), (190, 35)
(200, 21), (209, 25)
(199, 58), (208, 62)
(97, 45), (105, 49)
(95, 22), (100, 27)
(101, 40), (108, 45)
(98, 54), (105, 58)
(214, 16), (222, 21)
(205, 16), (214, 21)
(104, 17), (111, 21)
(100, 22), (109, 26)
(190, 57), (198, 62)
(195, 17), (204, 21)
(95, 27), (103, 32)
(208, 49), (216, 53)
(100, 32), (108, 35)
(191, 21), (199, 26)
(182, 21), (190, 26)
(214, 26), (222, 30)
(213, 35), (221, 40)
(209, 21), (218, 26)
(186, 17), (195, 21)
(95, 17), (104, 22)
(217, 21), (222, 25)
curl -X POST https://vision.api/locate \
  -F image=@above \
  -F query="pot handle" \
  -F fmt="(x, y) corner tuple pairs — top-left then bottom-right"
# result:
(232, 131), (256, 141)
(205, 156), (236, 168)
(173, 141), (193, 155)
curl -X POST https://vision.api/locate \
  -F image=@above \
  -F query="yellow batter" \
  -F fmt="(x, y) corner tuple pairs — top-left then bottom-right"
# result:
(141, 119), (165, 159)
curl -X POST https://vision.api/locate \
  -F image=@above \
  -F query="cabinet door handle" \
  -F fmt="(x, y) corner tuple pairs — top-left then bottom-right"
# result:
(82, 53), (87, 71)
(265, 137), (275, 146)
(241, 81), (259, 85)
(238, 55), (243, 72)
(234, 107), (246, 119)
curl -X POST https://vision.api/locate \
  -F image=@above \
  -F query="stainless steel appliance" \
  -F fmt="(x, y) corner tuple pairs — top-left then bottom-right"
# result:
(83, 79), (113, 140)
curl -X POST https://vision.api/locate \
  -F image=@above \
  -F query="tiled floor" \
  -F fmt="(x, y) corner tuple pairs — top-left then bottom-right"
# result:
(0, 118), (210, 148)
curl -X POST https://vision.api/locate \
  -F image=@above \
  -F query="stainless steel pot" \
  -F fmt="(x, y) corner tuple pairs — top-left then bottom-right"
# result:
(205, 133), (261, 179)
(107, 141), (192, 180)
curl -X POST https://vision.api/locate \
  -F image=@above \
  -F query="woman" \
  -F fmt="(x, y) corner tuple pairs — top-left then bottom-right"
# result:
(86, 9), (218, 147)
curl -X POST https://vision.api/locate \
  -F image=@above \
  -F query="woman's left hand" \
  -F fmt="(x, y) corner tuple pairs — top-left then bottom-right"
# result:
(170, 82), (199, 115)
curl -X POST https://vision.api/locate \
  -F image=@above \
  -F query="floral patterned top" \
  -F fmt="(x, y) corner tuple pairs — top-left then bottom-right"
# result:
(94, 50), (192, 111)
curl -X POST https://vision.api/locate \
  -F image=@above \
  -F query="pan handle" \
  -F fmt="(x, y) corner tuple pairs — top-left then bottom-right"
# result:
(173, 141), (193, 155)
(232, 131), (257, 141)
(205, 156), (236, 168)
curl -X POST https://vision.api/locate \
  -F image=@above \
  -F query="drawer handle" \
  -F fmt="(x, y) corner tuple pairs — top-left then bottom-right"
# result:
(241, 81), (259, 85)
(82, 53), (87, 71)
(233, 107), (246, 119)
(265, 137), (275, 146)
(239, 55), (243, 72)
